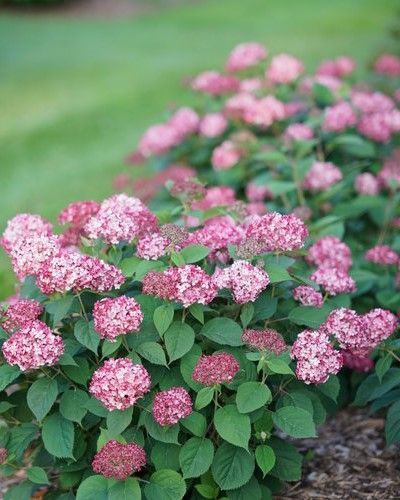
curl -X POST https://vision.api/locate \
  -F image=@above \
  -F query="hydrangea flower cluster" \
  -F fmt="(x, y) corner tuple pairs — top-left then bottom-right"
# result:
(93, 296), (144, 342)
(152, 387), (192, 426)
(89, 358), (151, 411)
(310, 267), (356, 296)
(293, 285), (323, 307)
(225, 42), (268, 72)
(0, 214), (53, 254)
(58, 200), (100, 247)
(307, 236), (352, 271)
(213, 260), (270, 303)
(136, 232), (170, 260)
(354, 173), (380, 195)
(92, 440), (146, 480)
(303, 161), (343, 192)
(1, 298), (43, 332)
(364, 245), (399, 265)
(192, 353), (240, 386)
(2, 320), (64, 371)
(241, 328), (287, 354)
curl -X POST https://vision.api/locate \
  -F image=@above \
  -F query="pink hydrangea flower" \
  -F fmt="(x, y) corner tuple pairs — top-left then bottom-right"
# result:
(213, 260), (269, 303)
(243, 96), (286, 127)
(191, 186), (236, 210)
(239, 78), (264, 92)
(374, 54), (400, 76)
(84, 194), (157, 245)
(365, 245), (399, 265)
(293, 285), (323, 307)
(354, 173), (380, 195)
(267, 53), (304, 84)
(136, 232), (169, 260)
(245, 212), (309, 252)
(58, 201), (100, 227)
(307, 236), (352, 271)
(191, 71), (239, 95)
(168, 107), (200, 139)
(291, 329), (343, 384)
(357, 112), (392, 143)
(322, 101), (357, 132)
(245, 182), (273, 202)
(93, 296), (144, 342)
(137, 124), (180, 157)
(378, 152), (400, 188)
(92, 440), (146, 480)
(2, 320), (64, 371)
(225, 42), (267, 72)
(284, 123), (314, 143)
(199, 113), (228, 138)
(2, 298), (43, 332)
(351, 91), (394, 114)
(241, 328), (287, 354)
(211, 141), (242, 170)
(192, 352), (240, 386)
(152, 387), (192, 426)
(322, 308), (365, 354)
(342, 351), (374, 372)
(303, 161), (343, 192)
(1, 214), (53, 254)
(10, 235), (60, 280)
(89, 358), (151, 411)
(310, 267), (356, 296)
(224, 92), (257, 120)
(316, 56), (356, 77)
(363, 308), (398, 348)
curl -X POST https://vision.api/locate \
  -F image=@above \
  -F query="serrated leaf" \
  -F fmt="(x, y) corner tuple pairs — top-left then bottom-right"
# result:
(59, 389), (89, 424)
(385, 401), (400, 445)
(0, 364), (21, 392)
(136, 342), (167, 366)
(42, 413), (74, 458)
(236, 382), (271, 414)
(200, 318), (243, 346)
(165, 322), (195, 363)
(272, 407), (316, 438)
(144, 470), (186, 500)
(27, 466), (49, 485)
(195, 387), (215, 411)
(74, 319), (100, 354)
(255, 445), (275, 477)
(211, 442), (255, 491)
(266, 358), (294, 375)
(179, 437), (214, 478)
(153, 303), (174, 336)
(214, 405), (250, 449)
(27, 378), (58, 422)
(179, 244), (210, 263)
(289, 305), (331, 329)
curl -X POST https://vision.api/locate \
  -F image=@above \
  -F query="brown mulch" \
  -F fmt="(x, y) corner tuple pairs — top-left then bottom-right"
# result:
(278, 407), (400, 500)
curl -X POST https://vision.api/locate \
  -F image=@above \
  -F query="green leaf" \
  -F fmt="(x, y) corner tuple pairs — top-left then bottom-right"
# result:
(4, 482), (33, 500)
(76, 475), (109, 500)
(45, 295), (74, 324)
(63, 357), (90, 385)
(179, 244), (210, 263)
(42, 413), (75, 458)
(153, 303), (174, 336)
(266, 358), (294, 375)
(313, 82), (334, 106)
(211, 442), (255, 491)
(179, 437), (214, 478)
(252, 294), (277, 321)
(86, 397), (109, 417)
(253, 150), (287, 164)
(317, 375), (340, 402)
(144, 412), (179, 444)
(376, 355), (393, 383)
(151, 442), (181, 471)
(74, 319), (100, 354)
(27, 466), (49, 485)
(265, 180), (296, 195)
(214, 405), (251, 449)
(200, 318), (243, 347)
(269, 437), (302, 481)
(272, 407), (316, 438)
(108, 478), (142, 500)
(136, 342), (167, 365)
(227, 476), (262, 500)
(0, 364), (21, 392)
(264, 263), (291, 283)
(236, 382), (271, 414)
(107, 408), (133, 435)
(180, 412), (206, 437)
(354, 368), (400, 406)
(102, 337), (122, 357)
(164, 322), (195, 363)
(195, 386), (215, 411)
(119, 256), (141, 278)
(288, 305), (331, 329)
(144, 470), (186, 500)
(255, 445), (275, 477)
(328, 134), (376, 158)
(7, 423), (38, 460)
(59, 389), (89, 424)
(188, 304), (204, 324)
(27, 377), (58, 421)
(0, 401), (15, 414)
(180, 345), (203, 392)
(240, 303), (254, 328)
(135, 260), (165, 282)
(195, 484), (216, 499)
(386, 401), (400, 446)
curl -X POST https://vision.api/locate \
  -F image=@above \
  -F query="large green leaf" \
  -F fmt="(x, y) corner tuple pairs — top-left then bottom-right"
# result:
(288, 305), (331, 329)
(59, 389), (89, 424)
(272, 407), (316, 438)
(236, 382), (271, 414)
(200, 318), (243, 346)
(214, 405), (250, 449)
(74, 319), (100, 354)
(76, 476), (141, 500)
(211, 442), (255, 491)
(385, 401), (400, 446)
(354, 369), (400, 406)
(179, 244), (210, 263)
(255, 445), (275, 477)
(269, 437), (302, 481)
(144, 470), (186, 500)
(179, 437), (214, 478)
(107, 407), (133, 435)
(27, 377), (58, 421)
(42, 413), (75, 458)
(164, 322), (195, 363)
(0, 364), (21, 392)
(27, 466), (49, 485)
(136, 342), (167, 366)
(153, 303), (174, 336)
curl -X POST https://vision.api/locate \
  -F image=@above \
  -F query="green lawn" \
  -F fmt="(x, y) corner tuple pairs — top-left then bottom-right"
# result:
(0, 0), (397, 297)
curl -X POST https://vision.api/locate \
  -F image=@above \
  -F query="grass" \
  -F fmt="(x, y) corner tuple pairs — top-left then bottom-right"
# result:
(0, 0), (398, 297)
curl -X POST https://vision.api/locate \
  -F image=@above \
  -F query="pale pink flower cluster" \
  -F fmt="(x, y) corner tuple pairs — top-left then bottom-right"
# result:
(84, 194), (157, 245)
(240, 78), (263, 92)
(284, 123), (314, 143)
(303, 161), (343, 192)
(93, 296), (144, 342)
(351, 91), (394, 114)
(245, 182), (273, 202)
(213, 260), (269, 303)
(152, 387), (192, 426)
(11, 235), (60, 280)
(342, 350), (374, 373)
(199, 113), (228, 138)
(2, 299), (43, 332)
(192, 352), (240, 386)
(310, 267), (356, 296)
(243, 95), (286, 127)
(267, 53), (304, 84)
(365, 245), (399, 265)
(191, 71), (239, 95)
(316, 56), (356, 77)
(322, 101), (357, 132)
(300, 75), (342, 95)
(374, 54), (400, 76)
(191, 186), (236, 210)
(357, 112), (396, 143)
(378, 152), (400, 188)
(2, 320), (64, 371)
(225, 42), (268, 72)
(241, 328), (287, 354)
(138, 123), (180, 157)
(136, 232), (170, 260)
(291, 329), (343, 384)
(1, 214), (53, 254)
(211, 140), (242, 170)
(143, 265), (218, 307)
(245, 212), (309, 252)
(307, 236), (352, 271)
(92, 440), (146, 480)
(354, 173), (380, 195)
(293, 285), (323, 307)
(89, 358), (151, 411)
(169, 107), (200, 139)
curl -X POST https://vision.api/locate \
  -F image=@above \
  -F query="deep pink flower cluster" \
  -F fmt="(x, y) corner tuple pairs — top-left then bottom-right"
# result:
(143, 265), (218, 307)
(84, 194), (157, 245)
(342, 350), (374, 373)
(291, 329), (343, 384)
(241, 328), (287, 354)
(152, 387), (192, 426)
(322, 101), (357, 132)
(316, 56), (356, 78)
(365, 245), (399, 265)
(89, 358), (151, 411)
(225, 42), (268, 72)
(136, 232), (170, 260)
(374, 54), (400, 76)
(303, 161), (343, 192)
(191, 71), (239, 95)
(93, 296), (143, 342)
(293, 285), (323, 308)
(199, 113), (228, 138)
(212, 140), (242, 170)
(92, 440), (146, 480)
(2, 299), (43, 332)
(192, 353), (240, 386)
(1, 214), (53, 254)
(58, 201), (100, 227)
(310, 267), (356, 296)
(284, 123), (314, 143)
(363, 308), (398, 349)
(354, 173), (380, 195)
(307, 236), (352, 271)
(2, 320), (64, 371)
(245, 212), (308, 252)
(267, 53), (304, 84)
(213, 260), (270, 303)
